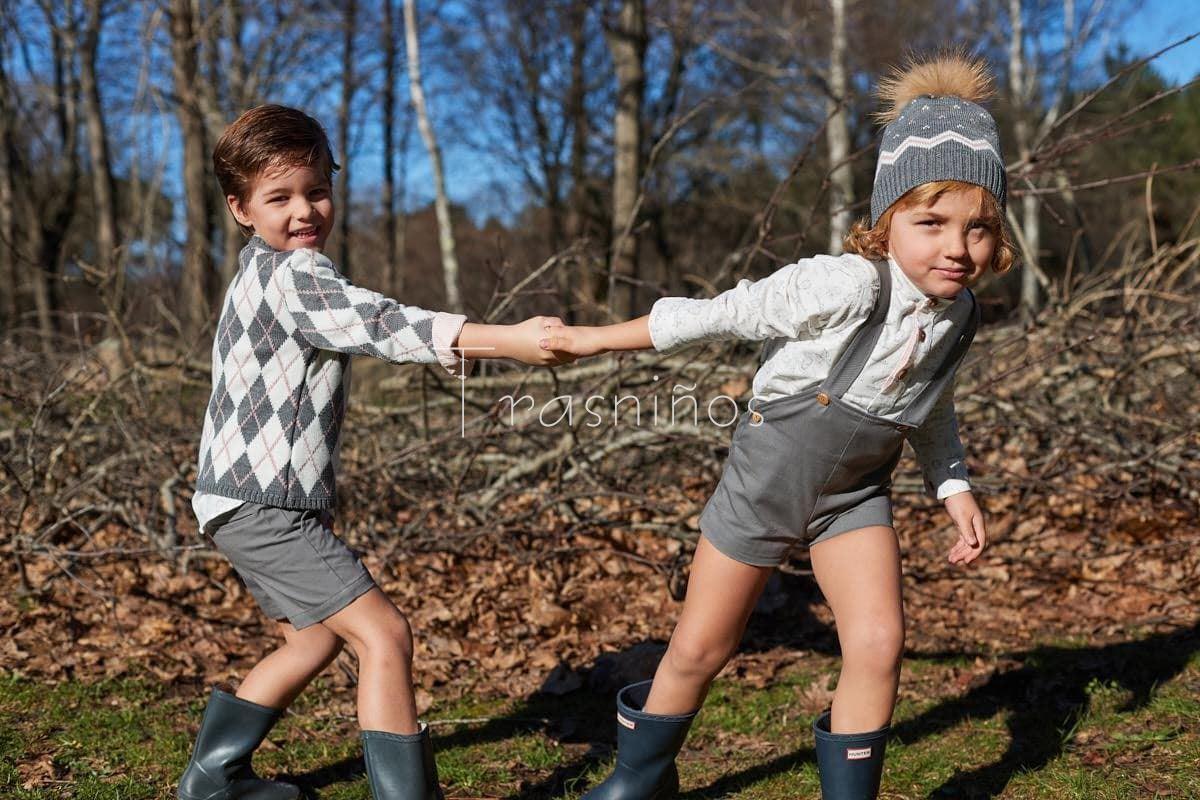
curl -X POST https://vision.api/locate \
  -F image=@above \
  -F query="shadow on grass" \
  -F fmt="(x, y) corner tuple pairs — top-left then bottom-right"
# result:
(896, 620), (1200, 798)
(676, 620), (1200, 800)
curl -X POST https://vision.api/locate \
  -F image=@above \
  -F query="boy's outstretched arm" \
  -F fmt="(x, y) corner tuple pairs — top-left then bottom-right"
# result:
(537, 316), (652, 359)
(457, 316), (576, 366)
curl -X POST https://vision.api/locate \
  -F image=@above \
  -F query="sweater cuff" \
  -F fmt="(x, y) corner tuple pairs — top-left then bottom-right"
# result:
(648, 297), (701, 353)
(431, 312), (473, 377)
(935, 479), (972, 501)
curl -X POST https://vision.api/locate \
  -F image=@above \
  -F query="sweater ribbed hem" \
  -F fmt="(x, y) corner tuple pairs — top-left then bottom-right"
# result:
(192, 482), (336, 511)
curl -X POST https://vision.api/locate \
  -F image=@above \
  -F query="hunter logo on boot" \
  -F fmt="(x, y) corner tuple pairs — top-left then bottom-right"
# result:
(617, 713), (636, 730)
(845, 746), (873, 760)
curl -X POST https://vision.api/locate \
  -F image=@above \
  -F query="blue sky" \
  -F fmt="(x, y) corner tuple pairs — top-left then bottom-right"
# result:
(1118, 1), (1199, 85)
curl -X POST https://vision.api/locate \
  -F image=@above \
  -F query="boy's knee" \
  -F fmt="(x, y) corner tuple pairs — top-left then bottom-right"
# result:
(284, 622), (344, 659)
(358, 614), (415, 662)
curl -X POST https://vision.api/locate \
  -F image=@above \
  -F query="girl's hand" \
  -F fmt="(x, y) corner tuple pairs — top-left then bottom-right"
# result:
(539, 324), (609, 359)
(944, 490), (988, 566)
(511, 316), (577, 366)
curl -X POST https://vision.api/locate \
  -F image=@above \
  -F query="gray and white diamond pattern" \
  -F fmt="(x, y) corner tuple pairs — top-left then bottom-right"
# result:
(196, 237), (450, 509)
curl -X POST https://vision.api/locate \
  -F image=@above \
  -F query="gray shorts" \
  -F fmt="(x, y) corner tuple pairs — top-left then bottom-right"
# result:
(702, 491), (894, 567)
(207, 501), (376, 629)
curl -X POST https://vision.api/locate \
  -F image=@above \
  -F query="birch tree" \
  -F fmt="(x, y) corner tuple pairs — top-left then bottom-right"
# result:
(1008, 0), (1042, 315)
(825, 0), (853, 254)
(337, 0), (356, 276)
(403, 0), (462, 312)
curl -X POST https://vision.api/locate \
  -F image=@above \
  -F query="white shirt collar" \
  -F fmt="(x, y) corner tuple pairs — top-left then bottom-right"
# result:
(886, 253), (959, 313)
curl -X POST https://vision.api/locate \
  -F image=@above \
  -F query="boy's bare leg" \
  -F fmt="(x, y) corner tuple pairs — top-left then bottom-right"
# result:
(809, 525), (904, 733)
(643, 536), (773, 715)
(320, 587), (420, 734)
(236, 621), (344, 709)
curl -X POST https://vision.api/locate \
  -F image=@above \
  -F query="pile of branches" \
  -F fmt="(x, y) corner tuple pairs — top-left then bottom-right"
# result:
(3, 224), (1198, 579)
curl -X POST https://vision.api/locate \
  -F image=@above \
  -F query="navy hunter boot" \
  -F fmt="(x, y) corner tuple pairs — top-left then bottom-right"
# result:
(361, 723), (444, 800)
(812, 711), (889, 800)
(582, 680), (699, 800)
(177, 688), (299, 800)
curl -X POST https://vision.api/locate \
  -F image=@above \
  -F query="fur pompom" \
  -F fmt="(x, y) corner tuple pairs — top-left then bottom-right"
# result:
(874, 50), (996, 124)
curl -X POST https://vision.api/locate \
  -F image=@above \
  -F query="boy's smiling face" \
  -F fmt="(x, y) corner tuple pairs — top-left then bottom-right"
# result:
(227, 164), (334, 252)
(885, 187), (996, 299)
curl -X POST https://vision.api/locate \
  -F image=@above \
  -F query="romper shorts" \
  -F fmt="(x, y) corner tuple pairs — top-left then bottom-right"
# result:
(207, 501), (376, 629)
(699, 388), (906, 567)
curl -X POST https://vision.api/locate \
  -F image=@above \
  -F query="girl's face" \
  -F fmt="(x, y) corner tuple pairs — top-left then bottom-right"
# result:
(885, 188), (996, 299)
(227, 164), (334, 252)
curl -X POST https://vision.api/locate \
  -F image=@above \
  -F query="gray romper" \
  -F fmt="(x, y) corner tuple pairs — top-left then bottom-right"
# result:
(699, 260), (979, 566)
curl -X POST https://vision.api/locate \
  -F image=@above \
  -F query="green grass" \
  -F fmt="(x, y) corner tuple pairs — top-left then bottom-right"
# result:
(2, 632), (1198, 799)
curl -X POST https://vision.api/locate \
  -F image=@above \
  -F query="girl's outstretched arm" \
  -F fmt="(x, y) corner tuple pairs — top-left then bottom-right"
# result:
(538, 316), (652, 359)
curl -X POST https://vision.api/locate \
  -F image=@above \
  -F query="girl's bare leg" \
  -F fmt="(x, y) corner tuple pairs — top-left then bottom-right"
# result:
(643, 536), (773, 715)
(320, 587), (421, 734)
(809, 525), (904, 733)
(236, 620), (344, 709)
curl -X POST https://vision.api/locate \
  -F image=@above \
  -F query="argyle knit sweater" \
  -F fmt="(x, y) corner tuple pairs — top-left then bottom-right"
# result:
(194, 236), (467, 510)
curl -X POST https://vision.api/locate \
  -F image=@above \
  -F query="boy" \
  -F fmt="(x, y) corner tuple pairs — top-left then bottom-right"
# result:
(178, 104), (570, 800)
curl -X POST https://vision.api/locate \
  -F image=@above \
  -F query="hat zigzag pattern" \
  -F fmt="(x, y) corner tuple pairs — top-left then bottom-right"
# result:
(875, 130), (1002, 178)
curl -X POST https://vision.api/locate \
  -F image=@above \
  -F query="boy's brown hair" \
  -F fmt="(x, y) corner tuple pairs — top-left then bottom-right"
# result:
(843, 179), (1017, 275)
(213, 105), (339, 235)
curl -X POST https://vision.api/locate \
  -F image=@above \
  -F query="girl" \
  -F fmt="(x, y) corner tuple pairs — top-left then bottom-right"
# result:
(539, 54), (1016, 799)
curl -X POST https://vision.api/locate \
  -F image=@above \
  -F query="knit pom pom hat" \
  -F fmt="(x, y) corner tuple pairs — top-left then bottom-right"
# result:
(870, 52), (1007, 225)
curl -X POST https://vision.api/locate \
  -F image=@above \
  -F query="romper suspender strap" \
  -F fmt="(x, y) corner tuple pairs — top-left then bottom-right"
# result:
(817, 259), (980, 430)
(821, 260), (893, 400)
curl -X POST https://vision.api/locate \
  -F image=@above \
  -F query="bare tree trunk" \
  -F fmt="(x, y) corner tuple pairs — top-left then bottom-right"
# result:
(825, 0), (853, 254)
(1008, 0), (1042, 315)
(78, 0), (122, 316)
(565, 0), (591, 320)
(170, 0), (215, 335)
(218, 0), (248, 282)
(32, 20), (82, 353)
(381, 0), (397, 297)
(605, 0), (646, 320)
(396, 108), (412, 298)
(337, 0), (356, 277)
(0, 40), (17, 326)
(403, 0), (462, 312)
(197, 0), (238, 285)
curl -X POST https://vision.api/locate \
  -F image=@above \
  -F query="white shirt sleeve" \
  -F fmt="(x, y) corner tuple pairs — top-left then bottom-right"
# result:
(908, 381), (972, 499)
(646, 254), (877, 353)
(278, 248), (470, 376)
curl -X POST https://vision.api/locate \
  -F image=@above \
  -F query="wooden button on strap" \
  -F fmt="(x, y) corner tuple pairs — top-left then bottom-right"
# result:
(816, 392), (831, 406)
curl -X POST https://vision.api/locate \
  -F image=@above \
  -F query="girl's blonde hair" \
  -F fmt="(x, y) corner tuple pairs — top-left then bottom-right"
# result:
(843, 180), (1017, 275)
